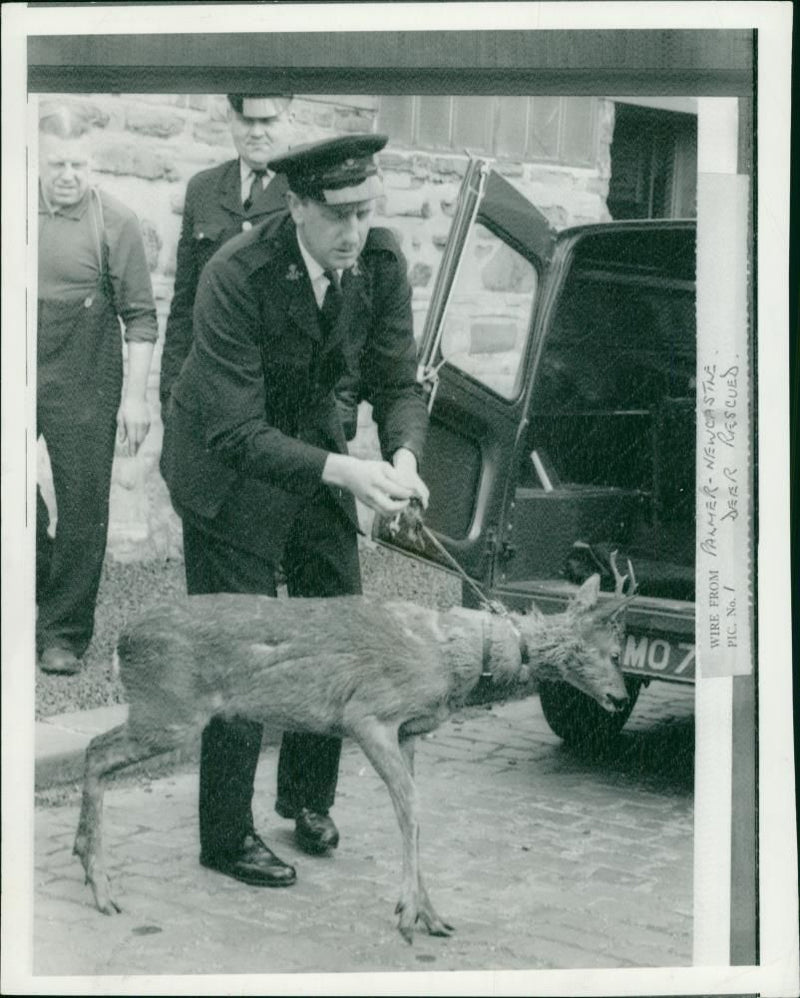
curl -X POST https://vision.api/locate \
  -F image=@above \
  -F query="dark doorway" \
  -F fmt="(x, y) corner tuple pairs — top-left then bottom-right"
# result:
(608, 103), (697, 219)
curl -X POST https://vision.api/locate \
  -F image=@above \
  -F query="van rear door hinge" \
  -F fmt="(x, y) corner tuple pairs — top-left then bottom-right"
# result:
(484, 527), (515, 567)
(499, 541), (517, 562)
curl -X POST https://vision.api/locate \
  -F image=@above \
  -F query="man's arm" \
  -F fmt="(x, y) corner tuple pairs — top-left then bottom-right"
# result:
(360, 234), (430, 502)
(190, 254), (418, 515)
(117, 340), (155, 455)
(104, 198), (158, 455)
(390, 446), (429, 508)
(321, 452), (417, 514)
(160, 178), (199, 409)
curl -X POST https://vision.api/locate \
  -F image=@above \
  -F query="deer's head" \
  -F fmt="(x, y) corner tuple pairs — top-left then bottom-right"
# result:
(514, 571), (634, 714)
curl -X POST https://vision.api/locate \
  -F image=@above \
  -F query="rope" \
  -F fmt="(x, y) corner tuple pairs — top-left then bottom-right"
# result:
(390, 499), (530, 669)
(416, 519), (500, 616)
(410, 514), (529, 667)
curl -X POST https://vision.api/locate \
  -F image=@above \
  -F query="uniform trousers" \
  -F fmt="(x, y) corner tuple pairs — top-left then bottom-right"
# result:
(181, 486), (362, 861)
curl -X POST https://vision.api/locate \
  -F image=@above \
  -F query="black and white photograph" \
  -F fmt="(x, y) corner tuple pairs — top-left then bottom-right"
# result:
(1, 3), (797, 995)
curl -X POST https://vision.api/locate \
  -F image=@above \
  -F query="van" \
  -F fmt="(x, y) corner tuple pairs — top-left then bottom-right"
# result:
(376, 158), (697, 748)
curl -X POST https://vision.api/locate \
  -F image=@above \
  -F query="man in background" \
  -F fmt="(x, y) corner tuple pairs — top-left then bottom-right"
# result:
(159, 94), (294, 409)
(37, 104), (158, 675)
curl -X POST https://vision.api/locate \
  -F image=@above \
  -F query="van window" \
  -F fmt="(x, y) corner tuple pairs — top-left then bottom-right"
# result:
(438, 222), (538, 400)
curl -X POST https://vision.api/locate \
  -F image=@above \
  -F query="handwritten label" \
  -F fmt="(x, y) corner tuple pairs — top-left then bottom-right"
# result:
(699, 362), (745, 651)
(696, 174), (752, 678)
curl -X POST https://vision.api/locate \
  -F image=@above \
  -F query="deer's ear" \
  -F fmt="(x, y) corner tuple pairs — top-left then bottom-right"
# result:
(572, 573), (601, 612)
(593, 593), (636, 623)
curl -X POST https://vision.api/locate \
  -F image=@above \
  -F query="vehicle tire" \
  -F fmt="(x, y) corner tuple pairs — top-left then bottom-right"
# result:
(538, 676), (642, 752)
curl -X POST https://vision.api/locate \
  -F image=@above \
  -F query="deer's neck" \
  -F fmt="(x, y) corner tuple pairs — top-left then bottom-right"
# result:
(510, 608), (578, 683)
(385, 602), (524, 704)
(435, 607), (528, 697)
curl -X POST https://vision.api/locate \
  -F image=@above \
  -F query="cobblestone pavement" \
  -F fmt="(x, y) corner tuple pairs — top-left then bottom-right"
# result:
(34, 682), (694, 977)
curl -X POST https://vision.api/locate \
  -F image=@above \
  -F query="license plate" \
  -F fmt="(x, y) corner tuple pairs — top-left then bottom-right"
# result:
(622, 633), (696, 679)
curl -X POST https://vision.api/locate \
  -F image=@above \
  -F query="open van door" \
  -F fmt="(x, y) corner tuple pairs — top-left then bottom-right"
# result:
(374, 159), (556, 584)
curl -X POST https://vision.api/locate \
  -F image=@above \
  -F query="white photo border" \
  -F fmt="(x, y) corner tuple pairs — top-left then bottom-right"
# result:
(2, 3), (796, 996)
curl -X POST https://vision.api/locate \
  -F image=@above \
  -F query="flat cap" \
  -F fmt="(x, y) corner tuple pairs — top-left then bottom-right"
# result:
(268, 133), (388, 205)
(227, 94), (292, 118)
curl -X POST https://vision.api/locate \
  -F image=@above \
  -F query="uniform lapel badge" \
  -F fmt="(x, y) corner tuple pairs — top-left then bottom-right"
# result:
(285, 263), (302, 282)
(349, 259), (361, 278)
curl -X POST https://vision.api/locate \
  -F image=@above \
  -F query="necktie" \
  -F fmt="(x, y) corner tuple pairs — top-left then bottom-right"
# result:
(319, 269), (343, 336)
(243, 170), (266, 212)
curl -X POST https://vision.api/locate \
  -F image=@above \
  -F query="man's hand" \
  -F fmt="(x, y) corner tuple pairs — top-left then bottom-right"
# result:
(391, 446), (429, 509)
(116, 396), (151, 456)
(117, 340), (155, 456)
(322, 453), (416, 515)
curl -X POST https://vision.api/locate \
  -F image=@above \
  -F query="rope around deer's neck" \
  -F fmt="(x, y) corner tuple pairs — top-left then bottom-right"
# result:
(415, 521), (529, 670)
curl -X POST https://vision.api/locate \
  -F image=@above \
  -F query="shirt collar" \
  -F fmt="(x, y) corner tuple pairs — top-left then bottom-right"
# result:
(39, 184), (91, 220)
(239, 159), (272, 187)
(295, 232), (328, 286)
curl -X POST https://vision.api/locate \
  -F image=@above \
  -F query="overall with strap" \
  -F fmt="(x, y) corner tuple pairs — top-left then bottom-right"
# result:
(37, 189), (123, 657)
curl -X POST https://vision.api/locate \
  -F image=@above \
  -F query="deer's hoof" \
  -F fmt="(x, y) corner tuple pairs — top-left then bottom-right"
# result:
(90, 878), (122, 915)
(419, 906), (455, 937)
(426, 917), (455, 937)
(395, 900), (417, 944)
(398, 922), (414, 945)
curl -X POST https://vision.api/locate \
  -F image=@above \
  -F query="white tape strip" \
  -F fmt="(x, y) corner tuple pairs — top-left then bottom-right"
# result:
(692, 96), (748, 971)
(695, 170), (752, 680)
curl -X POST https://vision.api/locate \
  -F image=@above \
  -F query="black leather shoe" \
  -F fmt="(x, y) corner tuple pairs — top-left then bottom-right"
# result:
(200, 833), (296, 887)
(295, 809), (339, 855)
(39, 646), (81, 675)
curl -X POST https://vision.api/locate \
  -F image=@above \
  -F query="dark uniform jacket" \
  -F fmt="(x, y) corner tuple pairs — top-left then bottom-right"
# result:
(160, 211), (428, 562)
(159, 158), (289, 407)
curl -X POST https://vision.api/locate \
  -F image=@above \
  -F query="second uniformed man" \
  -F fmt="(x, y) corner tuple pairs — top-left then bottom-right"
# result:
(161, 133), (429, 887)
(159, 94), (294, 410)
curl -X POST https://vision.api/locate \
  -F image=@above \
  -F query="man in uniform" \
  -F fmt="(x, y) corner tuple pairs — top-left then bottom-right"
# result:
(37, 105), (158, 675)
(159, 94), (294, 409)
(161, 133), (429, 888)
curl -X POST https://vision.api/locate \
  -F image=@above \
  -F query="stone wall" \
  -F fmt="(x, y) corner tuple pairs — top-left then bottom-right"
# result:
(35, 93), (615, 560)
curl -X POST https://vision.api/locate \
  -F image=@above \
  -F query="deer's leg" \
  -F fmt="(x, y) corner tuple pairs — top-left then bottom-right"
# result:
(398, 730), (454, 939)
(73, 722), (180, 914)
(352, 718), (452, 942)
(354, 720), (419, 942)
(398, 730), (415, 776)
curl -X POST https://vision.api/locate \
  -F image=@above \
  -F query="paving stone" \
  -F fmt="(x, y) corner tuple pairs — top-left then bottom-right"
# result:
(530, 938), (631, 970)
(533, 919), (621, 954)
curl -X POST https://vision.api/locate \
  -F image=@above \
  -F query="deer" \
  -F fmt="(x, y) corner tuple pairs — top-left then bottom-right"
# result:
(73, 547), (636, 943)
